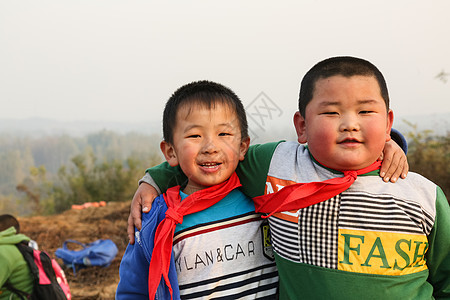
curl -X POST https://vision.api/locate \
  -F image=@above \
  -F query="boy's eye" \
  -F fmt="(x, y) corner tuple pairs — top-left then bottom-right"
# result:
(218, 132), (231, 137)
(321, 111), (338, 115)
(187, 134), (201, 138)
(360, 110), (374, 114)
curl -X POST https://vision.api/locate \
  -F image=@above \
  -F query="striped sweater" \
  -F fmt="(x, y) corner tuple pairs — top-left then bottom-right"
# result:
(260, 141), (449, 299)
(117, 189), (278, 300)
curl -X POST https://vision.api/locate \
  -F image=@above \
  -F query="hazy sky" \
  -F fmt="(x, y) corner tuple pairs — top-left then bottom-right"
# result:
(1, 1), (449, 131)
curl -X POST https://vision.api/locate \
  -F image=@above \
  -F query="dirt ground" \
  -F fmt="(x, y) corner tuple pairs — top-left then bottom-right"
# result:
(18, 201), (131, 300)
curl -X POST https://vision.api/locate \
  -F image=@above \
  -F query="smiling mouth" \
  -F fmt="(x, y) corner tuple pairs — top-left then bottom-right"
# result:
(199, 162), (222, 168)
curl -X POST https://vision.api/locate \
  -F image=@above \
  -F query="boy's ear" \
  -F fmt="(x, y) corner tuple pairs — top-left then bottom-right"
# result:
(160, 141), (179, 167)
(293, 111), (307, 144)
(239, 136), (251, 161)
(385, 109), (394, 142)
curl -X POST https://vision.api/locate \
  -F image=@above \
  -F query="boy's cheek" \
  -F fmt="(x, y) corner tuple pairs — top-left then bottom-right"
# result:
(308, 128), (335, 147)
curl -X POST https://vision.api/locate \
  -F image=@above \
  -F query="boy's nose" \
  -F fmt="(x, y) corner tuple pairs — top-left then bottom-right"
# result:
(201, 137), (219, 153)
(339, 115), (360, 132)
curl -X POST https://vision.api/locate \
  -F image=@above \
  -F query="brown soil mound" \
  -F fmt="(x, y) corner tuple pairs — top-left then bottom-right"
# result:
(18, 201), (131, 300)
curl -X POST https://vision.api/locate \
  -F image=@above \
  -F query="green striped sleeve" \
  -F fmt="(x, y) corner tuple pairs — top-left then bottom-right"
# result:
(235, 141), (282, 198)
(426, 186), (450, 299)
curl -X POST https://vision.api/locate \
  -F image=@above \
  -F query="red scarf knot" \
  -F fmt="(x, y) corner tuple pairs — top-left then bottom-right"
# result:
(345, 170), (358, 180)
(148, 172), (242, 299)
(254, 160), (382, 219)
(165, 207), (183, 224)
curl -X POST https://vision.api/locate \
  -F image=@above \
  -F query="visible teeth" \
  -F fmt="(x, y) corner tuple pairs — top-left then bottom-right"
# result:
(201, 163), (219, 168)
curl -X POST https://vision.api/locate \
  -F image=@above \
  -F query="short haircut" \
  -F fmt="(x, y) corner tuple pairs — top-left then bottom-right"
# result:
(0, 214), (20, 233)
(298, 56), (390, 117)
(163, 80), (248, 144)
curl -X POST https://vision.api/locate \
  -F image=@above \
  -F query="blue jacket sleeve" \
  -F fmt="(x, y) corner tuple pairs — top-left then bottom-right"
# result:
(116, 195), (180, 299)
(390, 128), (408, 154)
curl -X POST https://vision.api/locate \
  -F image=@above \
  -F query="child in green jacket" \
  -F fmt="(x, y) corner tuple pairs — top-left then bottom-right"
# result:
(0, 215), (34, 300)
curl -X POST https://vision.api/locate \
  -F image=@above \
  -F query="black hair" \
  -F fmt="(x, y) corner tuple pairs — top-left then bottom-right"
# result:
(0, 214), (20, 233)
(162, 80), (248, 144)
(298, 56), (390, 117)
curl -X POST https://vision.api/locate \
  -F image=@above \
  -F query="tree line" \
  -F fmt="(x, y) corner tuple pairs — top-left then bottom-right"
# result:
(404, 123), (449, 200)
(0, 130), (163, 216)
(0, 126), (448, 216)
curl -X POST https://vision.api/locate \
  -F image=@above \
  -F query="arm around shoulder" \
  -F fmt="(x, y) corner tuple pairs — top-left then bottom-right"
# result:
(146, 163), (187, 194)
(144, 141), (284, 198)
(236, 141), (283, 198)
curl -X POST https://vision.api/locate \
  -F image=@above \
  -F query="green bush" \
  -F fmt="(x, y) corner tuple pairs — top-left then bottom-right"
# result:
(405, 124), (450, 200)
(16, 150), (162, 215)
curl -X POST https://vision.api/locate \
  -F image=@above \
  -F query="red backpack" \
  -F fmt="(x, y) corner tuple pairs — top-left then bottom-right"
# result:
(4, 242), (72, 300)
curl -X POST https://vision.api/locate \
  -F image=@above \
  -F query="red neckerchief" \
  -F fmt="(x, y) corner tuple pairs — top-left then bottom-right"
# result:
(148, 172), (241, 299)
(253, 160), (382, 218)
